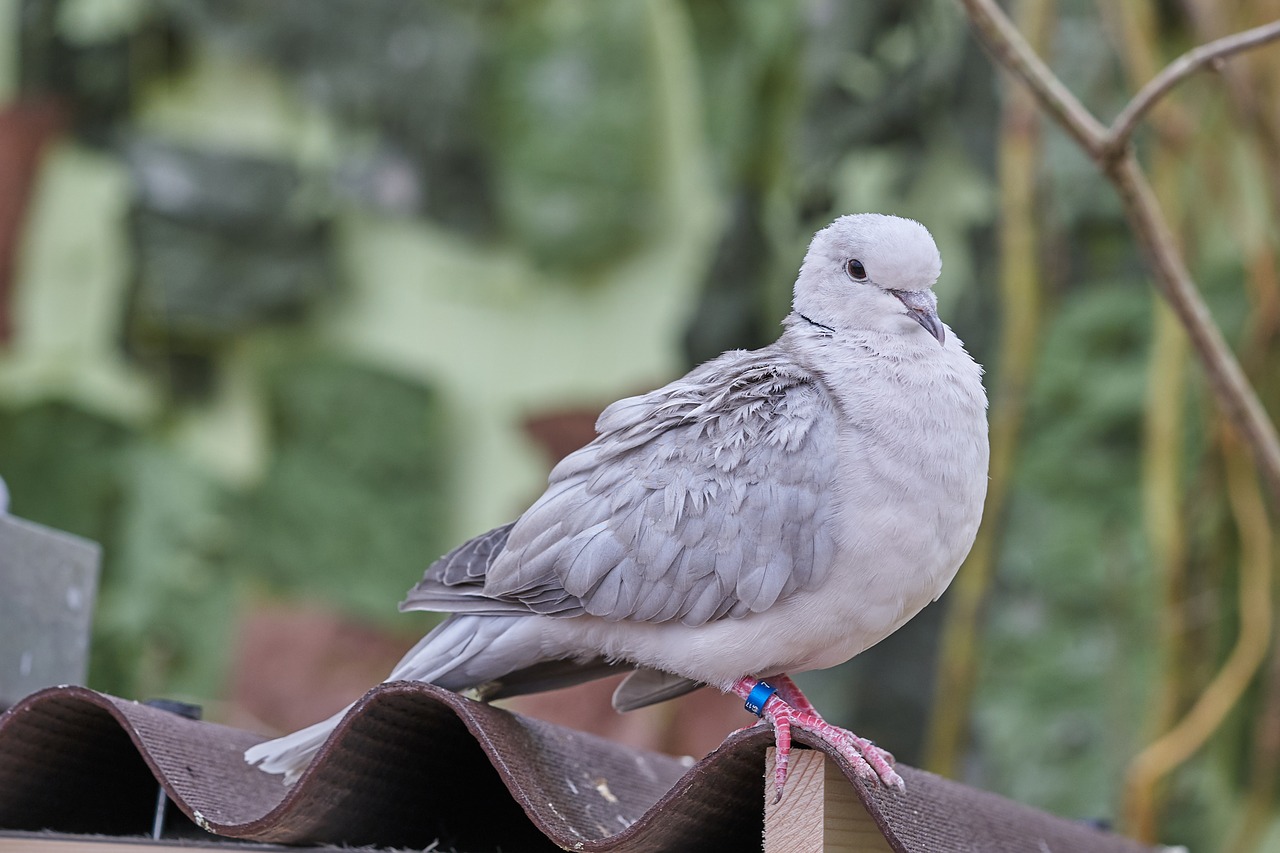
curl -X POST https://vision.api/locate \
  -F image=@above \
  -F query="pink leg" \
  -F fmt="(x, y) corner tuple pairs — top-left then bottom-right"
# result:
(728, 672), (808, 736)
(770, 674), (895, 765)
(730, 675), (903, 802)
(768, 674), (821, 716)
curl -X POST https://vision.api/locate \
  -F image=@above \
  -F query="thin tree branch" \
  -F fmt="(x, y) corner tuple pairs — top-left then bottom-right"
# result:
(956, 0), (1280, 520)
(1107, 152), (1280, 507)
(1104, 5), (1198, 840)
(957, 0), (1107, 156)
(924, 0), (1051, 778)
(954, 0), (1280, 841)
(1104, 18), (1280, 158)
(1123, 433), (1273, 839)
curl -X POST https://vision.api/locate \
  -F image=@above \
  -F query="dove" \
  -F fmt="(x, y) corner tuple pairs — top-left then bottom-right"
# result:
(245, 213), (989, 798)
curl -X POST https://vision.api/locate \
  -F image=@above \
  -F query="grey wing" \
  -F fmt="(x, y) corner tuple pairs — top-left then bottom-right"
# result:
(400, 521), (530, 615)
(396, 353), (837, 708)
(483, 355), (840, 627)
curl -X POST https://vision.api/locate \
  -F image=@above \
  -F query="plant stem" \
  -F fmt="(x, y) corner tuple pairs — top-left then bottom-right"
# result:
(924, 0), (1049, 777)
(953, 0), (1280, 838)
(1123, 432), (1273, 839)
(956, 0), (1280, 529)
(1104, 19), (1280, 159)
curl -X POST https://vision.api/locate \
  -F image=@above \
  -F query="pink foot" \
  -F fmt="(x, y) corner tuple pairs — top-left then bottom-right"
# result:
(771, 673), (895, 765)
(731, 675), (903, 802)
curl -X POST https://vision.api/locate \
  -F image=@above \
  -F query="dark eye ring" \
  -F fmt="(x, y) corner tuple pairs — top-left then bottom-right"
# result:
(846, 259), (867, 281)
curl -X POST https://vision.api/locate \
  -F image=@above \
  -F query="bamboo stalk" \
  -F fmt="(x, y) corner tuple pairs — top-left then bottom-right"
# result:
(1141, 302), (1190, 735)
(923, 0), (1050, 779)
(1205, 7), (1280, 846)
(1123, 430), (1273, 840)
(1227, 624), (1280, 853)
(1102, 0), (1197, 825)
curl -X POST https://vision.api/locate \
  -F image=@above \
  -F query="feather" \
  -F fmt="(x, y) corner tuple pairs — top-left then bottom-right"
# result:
(612, 668), (702, 712)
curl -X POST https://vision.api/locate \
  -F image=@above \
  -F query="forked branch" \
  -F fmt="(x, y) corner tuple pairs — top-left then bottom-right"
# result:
(958, 0), (1280, 163)
(952, 0), (1280, 841)
(956, 0), (1280, 510)
(1104, 18), (1280, 158)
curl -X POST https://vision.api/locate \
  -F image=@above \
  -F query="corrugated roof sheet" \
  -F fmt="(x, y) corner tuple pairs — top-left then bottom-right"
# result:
(0, 683), (1165, 852)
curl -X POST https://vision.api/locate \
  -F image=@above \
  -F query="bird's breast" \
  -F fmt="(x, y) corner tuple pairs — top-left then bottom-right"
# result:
(814, 348), (989, 660)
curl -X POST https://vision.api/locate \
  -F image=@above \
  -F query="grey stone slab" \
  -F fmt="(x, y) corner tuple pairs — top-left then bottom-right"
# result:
(0, 514), (101, 709)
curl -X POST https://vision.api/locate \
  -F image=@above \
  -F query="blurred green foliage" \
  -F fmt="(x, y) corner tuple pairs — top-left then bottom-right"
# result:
(231, 358), (450, 620)
(126, 141), (336, 348)
(981, 281), (1155, 818)
(488, 1), (658, 269)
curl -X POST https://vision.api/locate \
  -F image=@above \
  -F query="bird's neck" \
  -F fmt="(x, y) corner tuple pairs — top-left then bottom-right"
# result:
(777, 315), (984, 417)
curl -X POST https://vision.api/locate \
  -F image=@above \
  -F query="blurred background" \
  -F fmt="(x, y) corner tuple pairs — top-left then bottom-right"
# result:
(1, 0), (1278, 848)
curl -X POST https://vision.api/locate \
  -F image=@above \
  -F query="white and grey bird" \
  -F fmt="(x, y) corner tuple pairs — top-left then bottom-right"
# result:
(245, 213), (989, 796)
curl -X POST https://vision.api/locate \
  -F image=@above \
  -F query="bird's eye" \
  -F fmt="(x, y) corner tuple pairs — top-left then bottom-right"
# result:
(846, 259), (867, 281)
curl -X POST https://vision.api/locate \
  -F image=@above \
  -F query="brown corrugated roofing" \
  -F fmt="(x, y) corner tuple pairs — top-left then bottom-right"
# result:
(0, 683), (1164, 852)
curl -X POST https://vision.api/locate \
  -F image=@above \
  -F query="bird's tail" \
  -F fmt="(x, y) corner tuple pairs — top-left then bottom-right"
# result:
(243, 614), (546, 783)
(243, 709), (349, 784)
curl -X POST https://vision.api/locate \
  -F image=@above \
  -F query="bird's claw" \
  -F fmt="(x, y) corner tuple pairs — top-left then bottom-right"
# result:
(760, 696), (904, 801)
(730, 675), (904, 799)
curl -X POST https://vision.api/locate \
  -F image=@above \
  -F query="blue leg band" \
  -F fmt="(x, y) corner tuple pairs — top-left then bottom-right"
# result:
(744, 680), (777, 716)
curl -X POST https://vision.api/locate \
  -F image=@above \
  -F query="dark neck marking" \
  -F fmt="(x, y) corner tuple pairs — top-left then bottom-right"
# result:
(797, 312), (834, 335)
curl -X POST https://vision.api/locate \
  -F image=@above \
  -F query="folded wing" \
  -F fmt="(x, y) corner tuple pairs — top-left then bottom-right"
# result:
(403, 348), (839, 631)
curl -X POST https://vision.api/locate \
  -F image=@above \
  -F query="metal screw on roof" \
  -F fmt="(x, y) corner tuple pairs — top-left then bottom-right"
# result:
(144, 699), (203, 839)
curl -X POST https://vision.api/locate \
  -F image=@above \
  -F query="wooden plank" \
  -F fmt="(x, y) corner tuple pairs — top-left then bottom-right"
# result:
(764, 748), (894, 853)
(0, 832), (373, 852)
(0, 840), (199, 853)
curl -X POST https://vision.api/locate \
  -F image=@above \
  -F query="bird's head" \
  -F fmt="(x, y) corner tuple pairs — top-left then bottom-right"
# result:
(792, 213), (946, 345)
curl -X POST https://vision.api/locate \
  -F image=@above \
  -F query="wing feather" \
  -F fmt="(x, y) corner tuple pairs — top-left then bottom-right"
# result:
(406, 346), (841, 628)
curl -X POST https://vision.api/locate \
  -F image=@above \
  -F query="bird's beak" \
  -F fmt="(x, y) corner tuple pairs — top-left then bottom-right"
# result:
(891, 289), (945, 345)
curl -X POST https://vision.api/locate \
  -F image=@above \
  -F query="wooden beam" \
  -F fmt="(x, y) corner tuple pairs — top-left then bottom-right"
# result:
(764, 748), (894, 853)
(0, 831), (373, 852)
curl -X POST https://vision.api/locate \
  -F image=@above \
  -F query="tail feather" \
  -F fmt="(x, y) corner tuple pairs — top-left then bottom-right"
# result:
(244, 614), (548, 782)
(244, 707), (351, 784)
(612, 667), (701, 712)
